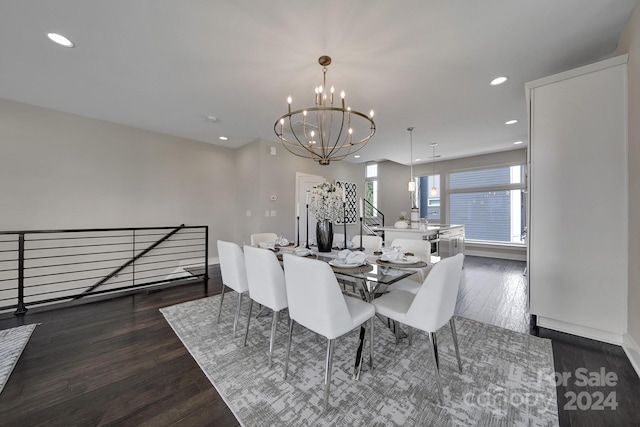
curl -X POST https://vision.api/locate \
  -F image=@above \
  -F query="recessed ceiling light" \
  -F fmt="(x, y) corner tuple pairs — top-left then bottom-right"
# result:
(219, 136), (228, 141)
(505, 119), (518, 125)
(47, 32), (74, 48)
(354, 155), (361, 158)
(206, 115), (218, 122)
(490, 76), (508, 86)
(513, 140), (524, 145)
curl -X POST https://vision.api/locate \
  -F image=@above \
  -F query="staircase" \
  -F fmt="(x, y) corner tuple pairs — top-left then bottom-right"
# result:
(363, 199), (385, 243)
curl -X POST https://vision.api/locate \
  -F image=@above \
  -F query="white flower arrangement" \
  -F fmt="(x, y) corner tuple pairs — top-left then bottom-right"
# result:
(308, 182), (344, 222)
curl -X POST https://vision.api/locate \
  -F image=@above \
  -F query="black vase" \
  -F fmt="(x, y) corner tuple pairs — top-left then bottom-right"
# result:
(316, 219), (333, 252)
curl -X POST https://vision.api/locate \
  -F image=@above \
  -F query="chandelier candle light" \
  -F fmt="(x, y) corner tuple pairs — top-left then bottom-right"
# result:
(274, 56), (376, 165)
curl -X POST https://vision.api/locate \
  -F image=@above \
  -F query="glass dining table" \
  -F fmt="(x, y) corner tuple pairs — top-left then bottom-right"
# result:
(277, 246), (422, 379)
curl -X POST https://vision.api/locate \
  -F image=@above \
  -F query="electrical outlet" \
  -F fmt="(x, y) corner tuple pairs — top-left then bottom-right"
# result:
(270, 210), (276, 217)
(265, 210), (270, 217)
(246, 211), (251, 217)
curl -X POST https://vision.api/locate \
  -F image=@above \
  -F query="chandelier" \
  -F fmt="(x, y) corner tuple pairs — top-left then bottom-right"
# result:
(274, 56), (376, 165)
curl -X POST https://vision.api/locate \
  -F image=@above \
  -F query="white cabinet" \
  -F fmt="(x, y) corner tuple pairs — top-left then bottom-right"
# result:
(526, 55), (628, 344)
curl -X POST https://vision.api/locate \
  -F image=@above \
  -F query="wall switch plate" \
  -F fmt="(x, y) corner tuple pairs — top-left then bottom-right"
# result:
(246, 211), (251, 217)
(270, 210), (276, 217)
(265, 210), (270, 217)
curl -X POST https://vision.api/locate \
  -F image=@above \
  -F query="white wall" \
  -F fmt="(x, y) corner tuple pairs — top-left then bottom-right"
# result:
(0, 97), (369, 258)
(0, 98), (237, 255)
(616, 1), (640, 373)
(233, 139), (365, 245)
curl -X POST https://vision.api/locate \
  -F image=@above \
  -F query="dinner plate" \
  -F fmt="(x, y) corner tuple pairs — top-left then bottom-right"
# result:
(328, 259), (364, 268)
(379, 256), (420, 264)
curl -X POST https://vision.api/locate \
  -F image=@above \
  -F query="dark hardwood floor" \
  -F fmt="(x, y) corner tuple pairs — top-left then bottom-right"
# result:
(0, 256), (638, 426)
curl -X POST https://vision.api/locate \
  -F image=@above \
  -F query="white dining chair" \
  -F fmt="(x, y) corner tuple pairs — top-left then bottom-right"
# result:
(282, 254), (375, 411)
(371, 253), (464, 404)
(216, 240), (249, 337)
(243, 245), (288, 369)
(352, 235), (383, 251)
(389, 238), (432, 261)
(386, 238), (434, 288)
(250, 233), (278, 246)
(333, 233), (348, 248)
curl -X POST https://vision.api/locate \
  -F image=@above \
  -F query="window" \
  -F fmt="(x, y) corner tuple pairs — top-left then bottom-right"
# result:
(417, 175), (440, 222)
(365, 163), (378, 217)
(366, 163), (377, 178)
(449, 165), (525, 244)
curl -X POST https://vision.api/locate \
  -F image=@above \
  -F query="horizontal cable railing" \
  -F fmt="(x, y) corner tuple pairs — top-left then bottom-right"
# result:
(0, 225), (209, 315)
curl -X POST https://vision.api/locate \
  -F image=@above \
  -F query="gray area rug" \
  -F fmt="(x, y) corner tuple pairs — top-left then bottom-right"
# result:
(0, 323), (37, 394)
(161, 294), (558, 426)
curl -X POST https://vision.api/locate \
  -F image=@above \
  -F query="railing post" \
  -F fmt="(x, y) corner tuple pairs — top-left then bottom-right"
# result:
(15, 233), (27, 315)
(204, 226), (209, 293)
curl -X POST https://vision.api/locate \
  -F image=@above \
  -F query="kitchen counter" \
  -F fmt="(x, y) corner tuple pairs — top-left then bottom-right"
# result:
(371, 224), (465, 258)
(372, 224), (464, 233)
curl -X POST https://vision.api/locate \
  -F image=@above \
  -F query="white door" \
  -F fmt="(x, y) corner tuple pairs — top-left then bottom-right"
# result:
(296, 173), (325, 246)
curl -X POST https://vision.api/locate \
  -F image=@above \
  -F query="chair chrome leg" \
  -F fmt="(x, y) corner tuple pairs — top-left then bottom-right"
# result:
(243, 299), (254, 347)
(217, 284), (226, 323)
(432, 331), (440, 369)
(428, 332), (444, 405)
(268, 310), (279, 369)
(450, 318), (463, 373)
(284, 319), (294, 380)
(394, 320), (400, 345)
(233, 292), (243, 337)
(369, 317), (374, 370)
(324, 338), (335, 412)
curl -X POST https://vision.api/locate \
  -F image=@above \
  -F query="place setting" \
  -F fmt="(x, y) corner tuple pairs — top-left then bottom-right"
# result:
(276, 246), (317, 261)
(328, 249), (373, 274)
(375, 247), (428, 268)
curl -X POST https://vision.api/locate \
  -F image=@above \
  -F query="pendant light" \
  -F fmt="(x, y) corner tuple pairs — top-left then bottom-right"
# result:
(430, 143), (438, 196)
(407, 127), (416, 207)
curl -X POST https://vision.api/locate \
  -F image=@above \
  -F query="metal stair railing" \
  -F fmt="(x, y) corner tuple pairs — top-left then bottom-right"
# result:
(0, 225), (209, 316)
(363, 199), (385, 242)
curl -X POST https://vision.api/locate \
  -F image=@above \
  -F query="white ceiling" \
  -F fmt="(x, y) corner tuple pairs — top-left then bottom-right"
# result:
(0, 1), (636, 166)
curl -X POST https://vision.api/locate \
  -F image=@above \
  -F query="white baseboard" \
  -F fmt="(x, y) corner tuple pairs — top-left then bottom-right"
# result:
(464, 248), (527, 261)
(623, 333), (640, 378)
(537, 316), (624, 345)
